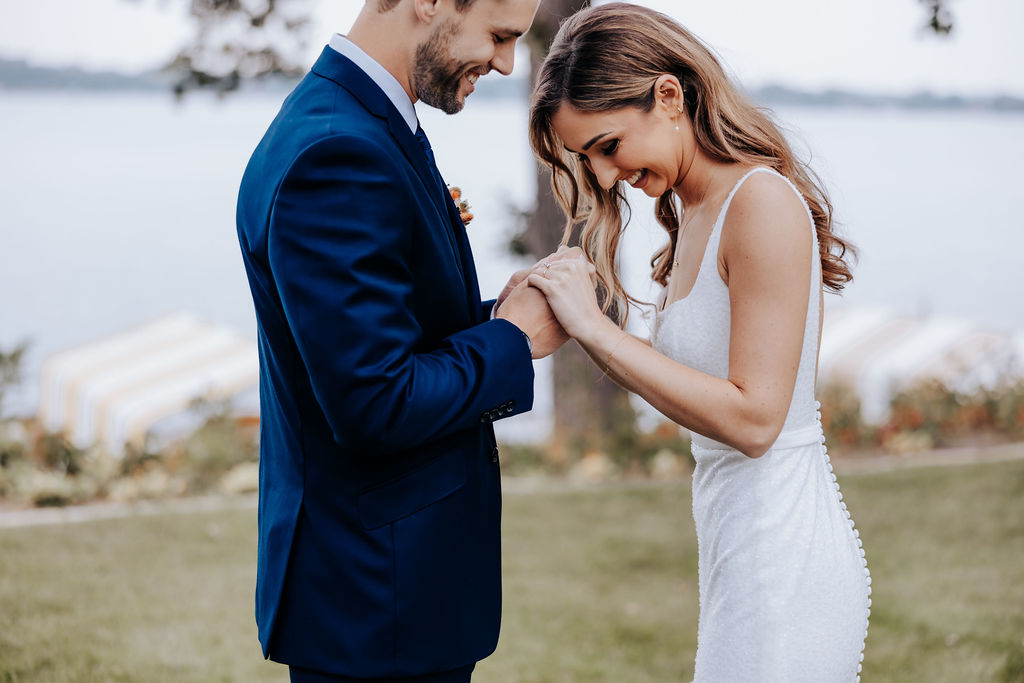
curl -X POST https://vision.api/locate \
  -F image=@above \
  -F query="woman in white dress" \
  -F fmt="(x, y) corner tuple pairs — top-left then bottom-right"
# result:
(525, 4), (870, 681)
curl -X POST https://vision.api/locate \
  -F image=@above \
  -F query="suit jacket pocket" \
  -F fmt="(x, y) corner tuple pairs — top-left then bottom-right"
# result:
(357, 450), (467, 530)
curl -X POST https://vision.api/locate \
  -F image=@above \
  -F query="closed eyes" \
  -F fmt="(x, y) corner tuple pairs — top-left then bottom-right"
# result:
(600, 139), (619, 156)
(576, 139), (620, 167)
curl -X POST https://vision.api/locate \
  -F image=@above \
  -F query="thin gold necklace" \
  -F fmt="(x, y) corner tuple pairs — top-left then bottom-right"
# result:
(672, 173), (715, 268)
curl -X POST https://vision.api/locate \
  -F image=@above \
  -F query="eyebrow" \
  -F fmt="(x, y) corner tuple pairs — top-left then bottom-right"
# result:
(582, 132), (612, 152)
(561, 131), (612, 156)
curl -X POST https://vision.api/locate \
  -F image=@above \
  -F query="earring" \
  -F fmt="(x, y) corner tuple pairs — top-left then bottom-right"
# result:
(675, 101), (684, 132)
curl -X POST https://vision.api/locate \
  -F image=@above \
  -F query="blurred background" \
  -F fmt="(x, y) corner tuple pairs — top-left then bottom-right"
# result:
(1, 1), (1023, 681)
(2, 0), (1023, 463)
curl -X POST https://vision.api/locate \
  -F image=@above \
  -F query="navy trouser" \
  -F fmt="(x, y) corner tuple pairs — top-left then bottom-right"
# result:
(289, 664), (475, 683)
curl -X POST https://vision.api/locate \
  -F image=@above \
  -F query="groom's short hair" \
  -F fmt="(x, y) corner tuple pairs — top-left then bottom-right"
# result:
(377, 0), (481, 13)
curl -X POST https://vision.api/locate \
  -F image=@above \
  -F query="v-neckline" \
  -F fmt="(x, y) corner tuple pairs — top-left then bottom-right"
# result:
(658, 167), (772, 314)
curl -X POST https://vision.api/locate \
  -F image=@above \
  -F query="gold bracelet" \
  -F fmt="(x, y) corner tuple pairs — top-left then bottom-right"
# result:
(604, 331), (630, 369)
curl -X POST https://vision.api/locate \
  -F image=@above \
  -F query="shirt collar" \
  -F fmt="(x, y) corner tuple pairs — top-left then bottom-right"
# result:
(329, 34), (419, 133)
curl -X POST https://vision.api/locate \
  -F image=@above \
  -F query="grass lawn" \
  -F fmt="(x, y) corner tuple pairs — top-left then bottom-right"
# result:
(1, 459), (1023, 682)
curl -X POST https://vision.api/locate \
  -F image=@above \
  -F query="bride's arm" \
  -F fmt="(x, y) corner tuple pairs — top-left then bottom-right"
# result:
(530, 176), (813, 458)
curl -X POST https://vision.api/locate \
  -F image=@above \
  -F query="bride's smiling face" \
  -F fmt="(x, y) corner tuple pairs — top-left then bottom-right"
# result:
(551, 100), (684, 198)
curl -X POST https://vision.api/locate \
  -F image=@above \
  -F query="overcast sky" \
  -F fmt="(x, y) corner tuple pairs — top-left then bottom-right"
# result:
(1, 0), (1020, 96)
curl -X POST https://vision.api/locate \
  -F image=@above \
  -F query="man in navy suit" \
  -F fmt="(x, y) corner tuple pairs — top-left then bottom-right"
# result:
(236, 0), (567, 680)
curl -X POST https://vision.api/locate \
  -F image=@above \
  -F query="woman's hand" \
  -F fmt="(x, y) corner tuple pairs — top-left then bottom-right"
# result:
(496, 246), (589, 310)
(527, 257), (607, 341)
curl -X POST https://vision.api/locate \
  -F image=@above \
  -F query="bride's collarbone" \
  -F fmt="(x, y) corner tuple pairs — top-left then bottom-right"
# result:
(666, 214), (720, 303)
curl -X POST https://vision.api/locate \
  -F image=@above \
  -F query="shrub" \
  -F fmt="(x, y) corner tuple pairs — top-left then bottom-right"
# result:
(819, 378), (1024, 454)
(818, 382), (875, 451)
(172, 397), (259, 493)
(882, 379), (1024, 449)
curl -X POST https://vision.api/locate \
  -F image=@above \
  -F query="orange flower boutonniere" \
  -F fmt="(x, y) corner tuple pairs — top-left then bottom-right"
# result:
(448, 186), (474, 227)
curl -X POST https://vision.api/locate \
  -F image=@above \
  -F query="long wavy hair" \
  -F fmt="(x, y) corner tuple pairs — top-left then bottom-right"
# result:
(529, 3), (855, 324)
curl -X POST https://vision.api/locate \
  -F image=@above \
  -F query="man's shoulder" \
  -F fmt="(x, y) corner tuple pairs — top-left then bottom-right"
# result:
(283, 72), (382, 132)
(259, 77), (396, 160)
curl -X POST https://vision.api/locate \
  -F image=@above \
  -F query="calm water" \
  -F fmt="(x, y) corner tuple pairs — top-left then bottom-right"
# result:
(2, 91), (1023, 417)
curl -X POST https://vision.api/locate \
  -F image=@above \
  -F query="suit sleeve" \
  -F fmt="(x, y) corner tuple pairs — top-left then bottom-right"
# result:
(268, 134), (534, 455)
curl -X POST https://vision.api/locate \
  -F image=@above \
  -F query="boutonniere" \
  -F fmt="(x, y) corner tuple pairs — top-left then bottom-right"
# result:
(448, 186), (474, 227)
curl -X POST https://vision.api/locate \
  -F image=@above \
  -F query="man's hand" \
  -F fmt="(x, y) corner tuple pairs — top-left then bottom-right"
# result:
(497, 282), (569, 359)
(495, 246), (589, 310)
(496, 266), (532, 311)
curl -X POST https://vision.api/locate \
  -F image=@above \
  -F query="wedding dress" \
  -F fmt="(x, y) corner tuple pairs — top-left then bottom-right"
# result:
(652, 168), (871, 682)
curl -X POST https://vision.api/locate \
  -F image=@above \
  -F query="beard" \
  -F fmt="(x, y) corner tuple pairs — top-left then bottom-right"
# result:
(413, 19), (471, 115)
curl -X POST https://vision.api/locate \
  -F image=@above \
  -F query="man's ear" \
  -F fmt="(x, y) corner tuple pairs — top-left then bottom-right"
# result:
(653, 74), (685, 115)
(412, 0), (443, 25)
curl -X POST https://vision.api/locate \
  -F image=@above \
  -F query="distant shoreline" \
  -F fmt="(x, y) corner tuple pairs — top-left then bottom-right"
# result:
(2, 56), (1023, 113)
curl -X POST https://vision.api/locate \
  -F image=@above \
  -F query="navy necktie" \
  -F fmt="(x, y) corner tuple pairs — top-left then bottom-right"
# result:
(415, 125), (435, 165)
(415, 125), (447, 200)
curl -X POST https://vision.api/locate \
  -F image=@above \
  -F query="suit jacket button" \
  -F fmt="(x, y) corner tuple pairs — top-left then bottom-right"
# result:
(490, 446), (499, 462)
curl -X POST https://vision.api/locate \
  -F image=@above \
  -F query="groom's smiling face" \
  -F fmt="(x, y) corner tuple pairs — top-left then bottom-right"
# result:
(413, 0), (540, 114)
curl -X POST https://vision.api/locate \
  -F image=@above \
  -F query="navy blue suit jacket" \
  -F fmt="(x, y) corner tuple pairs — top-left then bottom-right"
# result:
(236, 47), (535, 677)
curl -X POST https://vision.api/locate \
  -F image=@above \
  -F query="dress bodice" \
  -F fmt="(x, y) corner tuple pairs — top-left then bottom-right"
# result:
(652, 167), (821, 448)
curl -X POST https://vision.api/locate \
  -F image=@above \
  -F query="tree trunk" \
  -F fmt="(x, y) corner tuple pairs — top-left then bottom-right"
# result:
(525, 0), (636, 459)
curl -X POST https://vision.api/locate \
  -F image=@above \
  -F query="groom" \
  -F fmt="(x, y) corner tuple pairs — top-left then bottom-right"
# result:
(235, 0), (560, 681)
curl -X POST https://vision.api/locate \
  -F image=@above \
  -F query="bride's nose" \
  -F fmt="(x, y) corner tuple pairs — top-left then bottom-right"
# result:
(591, 157), (620, 191)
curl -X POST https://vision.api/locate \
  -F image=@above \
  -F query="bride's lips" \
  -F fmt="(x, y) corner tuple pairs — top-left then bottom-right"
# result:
(626, 169), (649, 190)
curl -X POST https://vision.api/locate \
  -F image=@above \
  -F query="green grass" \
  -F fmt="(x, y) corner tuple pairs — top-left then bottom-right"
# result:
(1, 460), (1023, 682)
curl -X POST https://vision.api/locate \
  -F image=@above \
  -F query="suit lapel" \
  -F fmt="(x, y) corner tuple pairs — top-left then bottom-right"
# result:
(311, 48), (467, 285)
(387, 118), (467, 285)
(438, 182), (484, 315)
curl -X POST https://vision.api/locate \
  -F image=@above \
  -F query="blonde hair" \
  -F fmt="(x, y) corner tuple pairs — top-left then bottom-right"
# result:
(529, 3), (854, 324)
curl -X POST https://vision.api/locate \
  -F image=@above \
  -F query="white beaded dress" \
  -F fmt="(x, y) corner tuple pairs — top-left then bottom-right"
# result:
(652, 168), (871, 682)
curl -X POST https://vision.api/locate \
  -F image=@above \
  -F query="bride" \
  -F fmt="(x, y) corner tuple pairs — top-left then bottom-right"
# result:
(526, 4), (870, 681)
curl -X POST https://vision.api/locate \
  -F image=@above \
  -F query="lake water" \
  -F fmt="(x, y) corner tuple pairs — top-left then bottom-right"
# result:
(2, 91), (1023, 420)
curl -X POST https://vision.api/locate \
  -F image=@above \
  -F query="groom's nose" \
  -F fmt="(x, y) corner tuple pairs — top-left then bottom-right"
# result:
(490, 41), (515, 76)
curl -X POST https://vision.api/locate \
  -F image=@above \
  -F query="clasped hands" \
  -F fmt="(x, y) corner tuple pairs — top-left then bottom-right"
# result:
(496, 246), (601, 359)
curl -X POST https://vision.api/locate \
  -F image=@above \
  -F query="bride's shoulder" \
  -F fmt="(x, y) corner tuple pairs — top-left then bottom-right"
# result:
(731, 168), (804, 211)
(722, 168), (813, 253)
